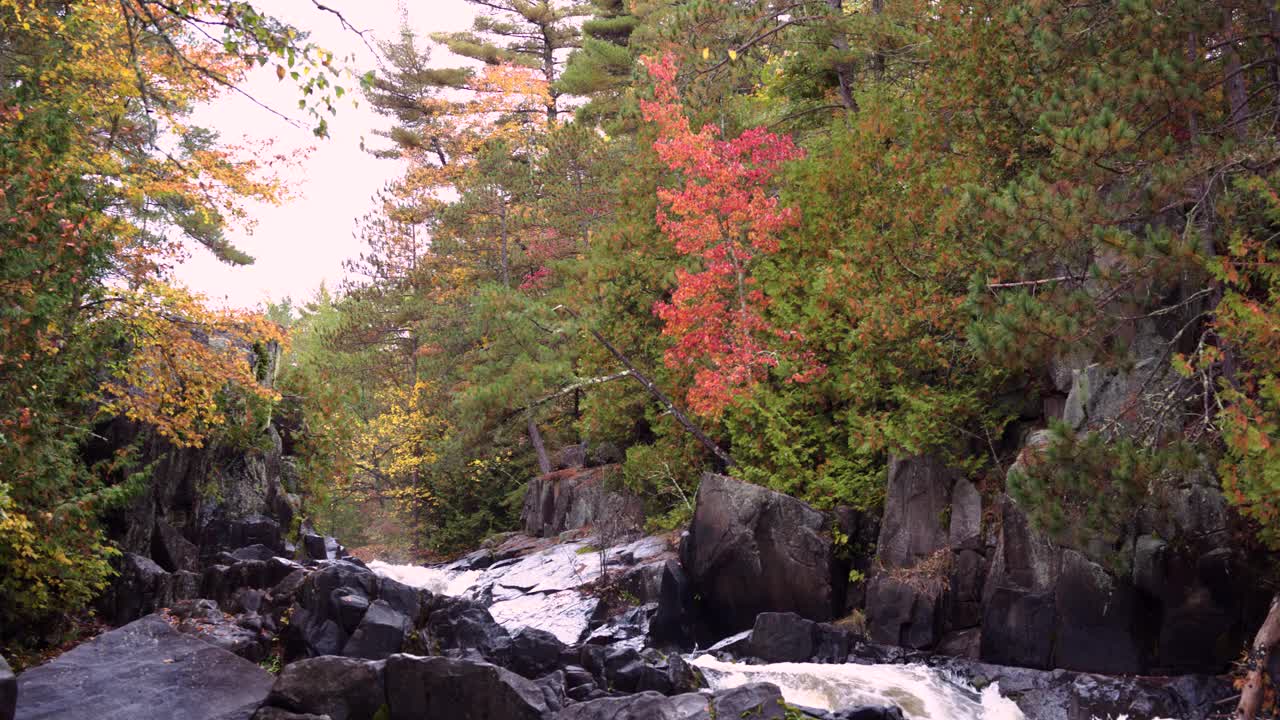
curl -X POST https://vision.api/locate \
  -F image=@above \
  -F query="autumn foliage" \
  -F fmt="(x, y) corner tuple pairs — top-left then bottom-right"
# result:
(640, 53), (817, 417)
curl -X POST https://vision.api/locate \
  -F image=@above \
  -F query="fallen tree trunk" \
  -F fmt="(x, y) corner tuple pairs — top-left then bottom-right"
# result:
(1237, 593), (1280, 719)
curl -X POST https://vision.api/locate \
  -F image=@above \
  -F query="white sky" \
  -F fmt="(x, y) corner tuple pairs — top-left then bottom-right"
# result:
(174, 0), (477, 310)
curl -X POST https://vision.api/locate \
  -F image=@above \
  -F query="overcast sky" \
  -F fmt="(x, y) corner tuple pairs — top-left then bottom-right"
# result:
(174, 0), (476, 310)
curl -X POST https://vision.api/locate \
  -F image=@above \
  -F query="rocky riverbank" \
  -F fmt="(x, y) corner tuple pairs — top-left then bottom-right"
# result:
(4, 462), (1248, 720)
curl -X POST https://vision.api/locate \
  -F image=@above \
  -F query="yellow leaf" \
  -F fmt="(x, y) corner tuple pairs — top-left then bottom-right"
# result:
(701, 47), (710, 60)
(276, 65), (286, 80)
(728, 49), (738, 61)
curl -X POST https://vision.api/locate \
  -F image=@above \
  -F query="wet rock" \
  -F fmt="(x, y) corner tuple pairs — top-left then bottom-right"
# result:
(710, 683), (787, 720)
(488, 589), (600, 646)
(686, 473), (838, 635)
(15, 615), (273, 720)
(384, 654), (546, 720)
(344, 600), (411, 660)
(266, 656), (386, 720)
(251, 709), (331, 720)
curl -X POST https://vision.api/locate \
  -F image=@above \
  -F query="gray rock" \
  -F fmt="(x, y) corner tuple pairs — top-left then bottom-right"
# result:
(875, 456), (956, 570)
(521, 467), (643, 538)
(553, 691), (710, 720)
(152, 519), (199, 572)
(685, 473), (837, 635)
(102, 553), (169, 625)
(749, 613), (815, 663)
(709, 683), (787, 720)
(251, 709), (331, 720)
(265, 656), (385, 720)
(384, 654), (546, 720)
(343, 600), (410, 660)
(15, 615), (273, 720)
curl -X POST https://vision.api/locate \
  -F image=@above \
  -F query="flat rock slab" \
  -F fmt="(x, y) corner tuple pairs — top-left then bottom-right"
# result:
(17, 614), (273, 720)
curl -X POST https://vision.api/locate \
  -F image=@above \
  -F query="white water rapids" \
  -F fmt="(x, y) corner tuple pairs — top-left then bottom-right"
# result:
(369, 556), (1034, 719)
(690, 656), (1025, 720)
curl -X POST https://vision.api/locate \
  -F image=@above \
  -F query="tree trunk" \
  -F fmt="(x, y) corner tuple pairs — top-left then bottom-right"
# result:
(1222, 6), (1249, 141)
(825, 0), (859, 112)
(528, 416), (552, 475)
(1237, 593), (1280, 720)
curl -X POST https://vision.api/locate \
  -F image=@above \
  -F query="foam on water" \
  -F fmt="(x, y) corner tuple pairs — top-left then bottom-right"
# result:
(367, 560), (480, 596)
(690, 656), (1025, 720)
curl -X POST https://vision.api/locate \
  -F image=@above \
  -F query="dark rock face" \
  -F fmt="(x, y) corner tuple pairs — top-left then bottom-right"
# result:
(266, 656), (386, 720)
(550, 685), (788, 720)
(15, 615), (273, 720)
(384, 654), (547, 720)
(152, 519), (199, 572)
(865, 456), (980, 651)
(0, 655), (14, 720)
(685, 473), (839, 635)
(521, 466), (644, 538)
(101, 553), (169, 625)
(649, 560), (694, 646)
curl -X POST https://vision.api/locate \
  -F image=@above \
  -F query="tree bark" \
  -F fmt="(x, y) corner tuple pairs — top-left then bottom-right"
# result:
(825, 0), (859, 112)
(528, 416), (552, 475)
(1222, 6), (1249, 141)
(1237, 593), (1280, 720)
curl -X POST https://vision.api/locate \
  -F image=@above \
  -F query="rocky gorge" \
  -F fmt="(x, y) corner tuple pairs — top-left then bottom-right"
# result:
(1, 409), (1266, 720)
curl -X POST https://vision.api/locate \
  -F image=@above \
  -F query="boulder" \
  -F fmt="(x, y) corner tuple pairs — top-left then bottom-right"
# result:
(384, 654), (547, 720)
(750, 613), (816, 663)
(15, 615), (273, 720)
(265, 656), (386, 720)
(508, 627), (566, 679)
(864, 576), (943, 650)
(425, 596), (513, 663)
(343, 600), (411, 660)
(710, 683), (788, 720)
(102, 553), (169, 625)
(231, 544), (278, 562)
(0, 655), (13, 720)
(685, 473), (839, 635)
(521, 466), (643, 538)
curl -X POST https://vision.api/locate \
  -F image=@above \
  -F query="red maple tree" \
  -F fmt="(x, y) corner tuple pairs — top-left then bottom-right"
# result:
(640, 53), (820, 417)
